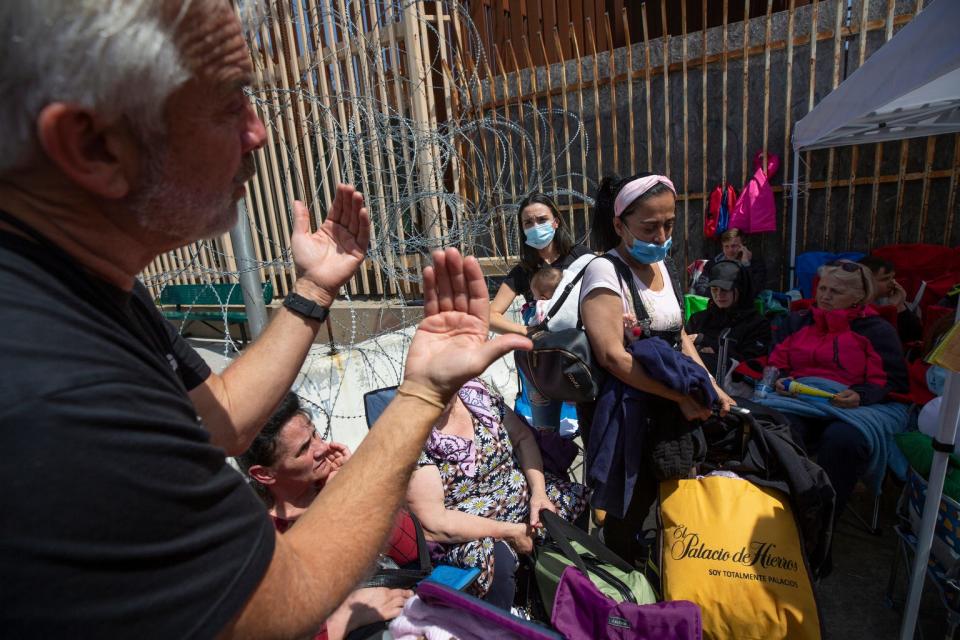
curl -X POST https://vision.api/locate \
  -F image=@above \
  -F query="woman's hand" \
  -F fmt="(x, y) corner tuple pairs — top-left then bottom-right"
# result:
(678, 396), (712, 422)
(326, 587), (413, 639)
(528, 492), (557, 529)
(831, 389), (861, 409)
(713, 386), (736, 416)
(322, 442), (352, 480)
(505, 523), (536, 555)
(775, 378), (796, 396)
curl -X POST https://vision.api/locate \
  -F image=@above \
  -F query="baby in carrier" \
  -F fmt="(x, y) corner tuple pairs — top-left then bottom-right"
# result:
(529, 256), (638, 343)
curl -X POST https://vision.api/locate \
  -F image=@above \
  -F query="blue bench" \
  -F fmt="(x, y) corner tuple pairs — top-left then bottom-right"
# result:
(158, 282), (273, 347)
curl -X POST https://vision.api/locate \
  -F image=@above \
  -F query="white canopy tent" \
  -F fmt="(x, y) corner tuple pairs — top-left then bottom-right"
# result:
(787, 1), (960, 637)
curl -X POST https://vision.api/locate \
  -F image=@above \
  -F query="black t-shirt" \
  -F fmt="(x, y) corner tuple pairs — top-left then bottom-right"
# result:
(0, 225), (274, 637)
(502, 244), (593, 303)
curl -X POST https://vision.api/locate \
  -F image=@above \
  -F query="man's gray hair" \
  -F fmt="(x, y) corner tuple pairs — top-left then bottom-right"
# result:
(0, 0), (267, 176)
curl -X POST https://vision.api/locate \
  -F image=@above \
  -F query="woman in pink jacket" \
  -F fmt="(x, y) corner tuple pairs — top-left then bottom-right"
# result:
(768, 261), (908, 517)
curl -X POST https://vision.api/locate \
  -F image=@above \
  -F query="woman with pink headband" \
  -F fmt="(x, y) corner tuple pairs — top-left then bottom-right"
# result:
(577, 172), (735, 564)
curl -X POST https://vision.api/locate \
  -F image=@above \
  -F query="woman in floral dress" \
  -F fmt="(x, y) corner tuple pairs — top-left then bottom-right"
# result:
(405, 378), (589, 608)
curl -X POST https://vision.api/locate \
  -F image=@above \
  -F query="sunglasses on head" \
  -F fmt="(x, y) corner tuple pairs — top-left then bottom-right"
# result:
(826, 260), (869, 294)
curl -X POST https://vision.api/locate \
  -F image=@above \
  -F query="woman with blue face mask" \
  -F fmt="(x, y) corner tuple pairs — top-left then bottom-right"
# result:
(489, 194), (591, 432)
(577, 172), (736, 565)
(489, 194), (591, 337)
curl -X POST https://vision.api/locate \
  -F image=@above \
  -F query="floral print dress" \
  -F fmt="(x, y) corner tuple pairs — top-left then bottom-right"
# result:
(417, 379), (589, 596)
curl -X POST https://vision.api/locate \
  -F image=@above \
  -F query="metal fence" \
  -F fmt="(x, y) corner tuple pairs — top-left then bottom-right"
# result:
(143, 0), (957, 299)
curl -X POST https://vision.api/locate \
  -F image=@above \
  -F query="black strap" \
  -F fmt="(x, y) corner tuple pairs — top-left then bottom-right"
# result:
(544, 258), (597, 322)
(933, 438), (956, 453)
(409, 512), (433, 574)
(602, 254), (651, 326)
(539, 509), (634, 574)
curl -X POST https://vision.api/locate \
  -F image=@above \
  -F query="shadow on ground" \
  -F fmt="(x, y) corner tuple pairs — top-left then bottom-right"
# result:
(820, 481), (950, 639)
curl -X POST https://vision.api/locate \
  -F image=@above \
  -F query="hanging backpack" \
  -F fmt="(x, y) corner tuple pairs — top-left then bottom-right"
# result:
(706, 184), (737, 239)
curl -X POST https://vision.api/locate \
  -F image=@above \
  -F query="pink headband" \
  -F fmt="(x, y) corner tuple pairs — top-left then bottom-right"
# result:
(613, 175), (676, 217)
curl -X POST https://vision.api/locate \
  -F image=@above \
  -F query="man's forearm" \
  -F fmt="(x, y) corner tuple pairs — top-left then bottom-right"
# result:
(228, 392), (443, 639)
(202, 281), (327, 455)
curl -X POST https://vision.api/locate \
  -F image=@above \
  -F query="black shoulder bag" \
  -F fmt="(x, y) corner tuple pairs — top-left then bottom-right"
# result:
(514, 259), (601, 403)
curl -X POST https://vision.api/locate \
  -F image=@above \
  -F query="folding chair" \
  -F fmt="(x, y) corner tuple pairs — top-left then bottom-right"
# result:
(886, 467), (960, 639)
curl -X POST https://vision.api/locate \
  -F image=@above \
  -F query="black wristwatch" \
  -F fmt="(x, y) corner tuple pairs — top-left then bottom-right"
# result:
(283, 292), (330, 322)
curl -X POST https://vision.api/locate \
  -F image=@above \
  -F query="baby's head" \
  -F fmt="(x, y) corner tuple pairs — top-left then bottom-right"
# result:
(530, 267), (563, 301)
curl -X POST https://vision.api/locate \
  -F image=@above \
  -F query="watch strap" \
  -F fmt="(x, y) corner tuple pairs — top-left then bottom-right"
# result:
(283, 292), (330, 322)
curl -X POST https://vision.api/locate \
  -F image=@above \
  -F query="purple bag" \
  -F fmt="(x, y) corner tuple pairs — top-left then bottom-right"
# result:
(413, 580), (563, 640)
(551, 566), (702, 640)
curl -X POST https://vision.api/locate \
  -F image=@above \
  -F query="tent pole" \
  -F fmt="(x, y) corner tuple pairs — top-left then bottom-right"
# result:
(789, 147), (800, 289)
(900, 368), (960, 640)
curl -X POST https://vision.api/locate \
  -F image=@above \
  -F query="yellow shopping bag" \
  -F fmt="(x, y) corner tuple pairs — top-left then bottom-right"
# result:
(659, 477), (821, 640)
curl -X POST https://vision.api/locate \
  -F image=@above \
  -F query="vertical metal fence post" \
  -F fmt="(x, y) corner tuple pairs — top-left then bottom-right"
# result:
(230, 200), (269, 340)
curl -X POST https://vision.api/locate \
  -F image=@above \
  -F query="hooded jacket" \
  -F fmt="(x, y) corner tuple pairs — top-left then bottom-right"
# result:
(768, 305), (908, 405)
(686, 262), (771, 374)
(587, 338), (717, 519)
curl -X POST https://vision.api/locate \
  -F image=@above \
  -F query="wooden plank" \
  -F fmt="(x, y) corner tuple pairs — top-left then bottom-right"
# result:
(946, 134), (960, 245)
(484, 48), (513, 258)
(538, 31), (560, 192)
(570, 24), (589, 226)
(918, 136), (937, 243)
(612, 0), (625, 46)
(521, 35), (543, 191)
(660, 0), (671, 175)
(720, 0), (729, 183)
(336, 0), (383, 294)
(623, 7), (636, 175)
(801, 0), (819, 254)
(259, 17), (302, 292)
(556, 1), (571, 60)
(386, 1), (423, 283)
(780, 0), (796, 276)
(604, 13), (619, 174)
(510, 0), (526, 53)
(495, 46), (521, 222)
(821, 0), (843, 249)
(526, 0), (543, 66)
(844, 0), (870, 248)
(541, 0), (558, 64)
(507, 40), (529, 196)
(700, 0), (708, 211)
(868, 0), (896, 248)
(641, 3), (654, 171)
(740, 0), (751, 187)
(369, 0), (412, 292)
(586, 18), (603, 204)
(679, 0), (690, 273)
(552, 27), (576, 231)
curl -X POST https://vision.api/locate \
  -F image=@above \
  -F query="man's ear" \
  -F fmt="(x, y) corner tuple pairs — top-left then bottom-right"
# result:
(35, 103), (140, 200)
(247, 464), (276, 486)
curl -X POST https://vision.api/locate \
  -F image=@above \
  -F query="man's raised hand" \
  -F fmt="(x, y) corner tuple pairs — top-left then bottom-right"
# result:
(403, 248), (532, 402)
(290, 184), (371, 307)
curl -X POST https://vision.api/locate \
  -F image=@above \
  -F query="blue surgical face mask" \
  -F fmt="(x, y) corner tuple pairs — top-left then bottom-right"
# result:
(927, 365), (948, 397)
(625, 228), (672, 264)
(524, 222), (556, 249)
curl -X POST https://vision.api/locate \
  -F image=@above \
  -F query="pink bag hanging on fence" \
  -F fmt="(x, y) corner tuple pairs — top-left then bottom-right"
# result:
(729, 150), (779, 234)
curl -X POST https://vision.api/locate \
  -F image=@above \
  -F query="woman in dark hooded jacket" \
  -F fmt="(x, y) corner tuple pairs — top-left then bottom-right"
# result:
(685, 260), (771, 378)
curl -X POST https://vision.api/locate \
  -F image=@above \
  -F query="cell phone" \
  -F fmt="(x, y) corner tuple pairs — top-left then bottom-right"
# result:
(737, 250), (744, 260)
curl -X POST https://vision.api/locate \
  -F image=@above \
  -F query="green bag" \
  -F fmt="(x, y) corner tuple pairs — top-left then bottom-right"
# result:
(534, 510), (657, 617)
(684, 294), (709, 322)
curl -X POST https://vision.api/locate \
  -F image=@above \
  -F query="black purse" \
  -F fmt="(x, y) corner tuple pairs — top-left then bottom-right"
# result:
(514, 257), (605, 403)
(515, 254), (684, 404)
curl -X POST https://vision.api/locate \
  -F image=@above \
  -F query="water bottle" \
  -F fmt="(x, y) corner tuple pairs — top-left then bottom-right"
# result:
(753, 366), (779, 401)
